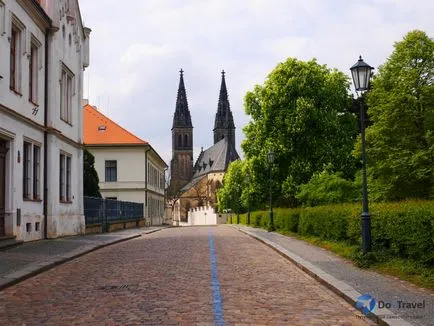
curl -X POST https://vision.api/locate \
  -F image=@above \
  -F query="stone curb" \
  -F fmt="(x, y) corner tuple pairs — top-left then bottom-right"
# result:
(0, 227), (166, 292)
(0, 240), (24, 252)
(232, 226), (413, 326)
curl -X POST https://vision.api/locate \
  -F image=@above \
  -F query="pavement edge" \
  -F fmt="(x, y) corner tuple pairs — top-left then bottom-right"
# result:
(0, 227), (167, 292)
(232, 226), (413, 326)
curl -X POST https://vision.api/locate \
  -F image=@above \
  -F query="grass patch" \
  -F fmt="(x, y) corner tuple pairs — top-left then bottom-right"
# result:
(288, 232), (357, 260)
(371, 258), (434, 289)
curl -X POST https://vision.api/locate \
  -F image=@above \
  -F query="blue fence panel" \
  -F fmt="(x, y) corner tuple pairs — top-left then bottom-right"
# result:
(84, 196), (144, 227)
(83, 197), (104, 225)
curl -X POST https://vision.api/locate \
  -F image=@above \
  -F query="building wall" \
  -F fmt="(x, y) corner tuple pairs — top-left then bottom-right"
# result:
(92, 146), (145, 188)
(88, 145), (166, 225)
(0, 0), (90, 241)
(0, 1), (47, 124)
(0, 112), (45, 241)
(43, 0), (89, 238)
(175, 205), (227, 226)
(0, 0), (48, 241)
(146, 150), (165, 224)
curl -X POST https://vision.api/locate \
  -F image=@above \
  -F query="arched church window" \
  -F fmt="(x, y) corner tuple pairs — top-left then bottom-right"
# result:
(178, 134), (182, 147)
(184, 134), (188, 147)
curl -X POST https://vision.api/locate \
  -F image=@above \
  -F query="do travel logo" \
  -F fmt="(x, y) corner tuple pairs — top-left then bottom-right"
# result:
(356, 294), (377, 315)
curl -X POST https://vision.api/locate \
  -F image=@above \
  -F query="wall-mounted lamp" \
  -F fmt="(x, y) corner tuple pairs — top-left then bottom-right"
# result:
(17, 150), (20, 163)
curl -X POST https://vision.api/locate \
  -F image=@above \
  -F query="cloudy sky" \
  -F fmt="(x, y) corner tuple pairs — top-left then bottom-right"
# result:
(79, 0), (434, 164)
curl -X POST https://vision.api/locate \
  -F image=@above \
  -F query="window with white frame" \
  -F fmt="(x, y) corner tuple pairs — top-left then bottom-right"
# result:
(23, 142), (31, 199)
(147, 162), (164, 190)
(66, 155), (71, 201)
(29, 37), (40, 104)
(60, 154), (65, 201)
(160, 172), (164, 190)
(33, 145), (40, 199)
(105, 160), (117, 182)
(59, 153), (72, 202)
(23, 141), (41, 200)
(10, 20), (23, 92)
(60, 63), (74, 124)
(0, 1), (5, 36)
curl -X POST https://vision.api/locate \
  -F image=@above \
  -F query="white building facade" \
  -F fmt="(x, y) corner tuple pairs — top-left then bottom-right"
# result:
(0, 0), (90, 241)
(83, 104), (167, 226)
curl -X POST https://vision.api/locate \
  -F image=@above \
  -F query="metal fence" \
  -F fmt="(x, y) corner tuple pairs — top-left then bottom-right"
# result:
(84, 196), (144, 231)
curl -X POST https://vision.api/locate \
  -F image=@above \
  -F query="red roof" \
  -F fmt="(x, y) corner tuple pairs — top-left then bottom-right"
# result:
(83, 104), (148, 145)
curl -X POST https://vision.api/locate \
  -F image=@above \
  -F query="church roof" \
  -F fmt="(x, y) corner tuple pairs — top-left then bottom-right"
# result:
(214, 70), (235, 131)
(83, 104), (148, 145)
(180, 137), (240, 191)
(172, 69), (193, 129)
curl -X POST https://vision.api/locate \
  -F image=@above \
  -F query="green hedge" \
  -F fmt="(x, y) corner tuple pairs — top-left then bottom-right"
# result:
(235, 200), (434, 267)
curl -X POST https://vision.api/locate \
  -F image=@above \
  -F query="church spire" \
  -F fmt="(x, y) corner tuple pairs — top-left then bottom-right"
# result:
(172, 69), (192, 129)
(169, 69), (194, 197)
(214, 70), (235, 145)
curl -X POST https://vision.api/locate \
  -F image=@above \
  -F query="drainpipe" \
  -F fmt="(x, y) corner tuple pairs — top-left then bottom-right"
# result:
(43, 30), (49, 239)
(144, 147), (150, 224)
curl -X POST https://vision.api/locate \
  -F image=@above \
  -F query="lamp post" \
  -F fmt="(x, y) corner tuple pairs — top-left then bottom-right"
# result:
(267, 150), (275, 232)
(350, 55), (374, 254)
(246, 172), (250, 225)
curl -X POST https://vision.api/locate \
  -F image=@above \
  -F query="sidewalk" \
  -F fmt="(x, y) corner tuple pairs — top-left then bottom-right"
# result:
(232, 225), (433, 326)
(0, 226), (167, 291)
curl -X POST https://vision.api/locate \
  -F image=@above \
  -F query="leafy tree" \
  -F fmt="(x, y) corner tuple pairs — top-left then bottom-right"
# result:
(242, 58), (357, 206)
(362, 30), (434, 200)
(217, 160), (245, 213)
(83, 149), (101, 198)
(296, 165), (361, 207)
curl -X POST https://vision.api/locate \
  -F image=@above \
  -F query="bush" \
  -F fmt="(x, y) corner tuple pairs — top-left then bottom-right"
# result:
(298, 204), (358, 242)
(370, 201), (434, 265)
(296, 169), (361, 207)
(273, 208), (300, 232)
(242, 200), (434, 267)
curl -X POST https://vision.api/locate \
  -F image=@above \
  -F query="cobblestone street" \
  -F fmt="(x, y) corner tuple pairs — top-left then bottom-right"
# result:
(0, 226), (372, 325)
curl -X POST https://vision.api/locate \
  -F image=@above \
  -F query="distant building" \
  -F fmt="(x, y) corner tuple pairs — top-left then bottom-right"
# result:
(83, 104), (167, 225)
(0, 0), (90, 241)
(168, 70), (239, 223)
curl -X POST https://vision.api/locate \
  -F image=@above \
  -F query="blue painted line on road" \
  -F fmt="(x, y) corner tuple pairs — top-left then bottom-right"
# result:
(208, 230), (225, 326)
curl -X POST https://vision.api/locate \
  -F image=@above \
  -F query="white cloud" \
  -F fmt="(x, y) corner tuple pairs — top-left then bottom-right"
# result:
(79, 0), (434, 163)
(121, 44), (171, 65)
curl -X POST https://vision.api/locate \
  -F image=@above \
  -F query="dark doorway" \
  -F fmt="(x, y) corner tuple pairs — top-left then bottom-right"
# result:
(0, 139), (8, 237)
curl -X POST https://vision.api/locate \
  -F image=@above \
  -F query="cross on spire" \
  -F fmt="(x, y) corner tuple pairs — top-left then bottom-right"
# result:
(180, 68), (184, 76)
(221, 70), (225, 77)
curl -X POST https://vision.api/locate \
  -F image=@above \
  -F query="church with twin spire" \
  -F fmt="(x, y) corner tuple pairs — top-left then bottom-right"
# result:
(168, 70), (240, 221)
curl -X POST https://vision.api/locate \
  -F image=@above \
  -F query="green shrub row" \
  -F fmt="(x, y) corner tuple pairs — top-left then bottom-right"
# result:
(233, 200), (434, 266)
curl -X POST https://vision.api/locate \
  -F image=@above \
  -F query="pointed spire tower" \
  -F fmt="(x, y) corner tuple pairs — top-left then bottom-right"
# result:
(169, 69), (194, 196)
(213, 70), (236, 149)
(172, 69), (192, 129)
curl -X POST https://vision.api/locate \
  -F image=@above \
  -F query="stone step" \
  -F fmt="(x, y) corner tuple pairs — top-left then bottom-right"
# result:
(0, 236), (24, 251)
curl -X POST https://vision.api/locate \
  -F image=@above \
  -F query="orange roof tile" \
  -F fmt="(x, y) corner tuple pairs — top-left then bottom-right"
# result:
(83, 104), (148, 145)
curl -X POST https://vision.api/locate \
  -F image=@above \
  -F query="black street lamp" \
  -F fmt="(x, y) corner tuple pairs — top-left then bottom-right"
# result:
(246, 172), (250, 225)
(267, 150), (275, 232)
(224, 208), (232, 224)
(350, 55), (374, 254)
